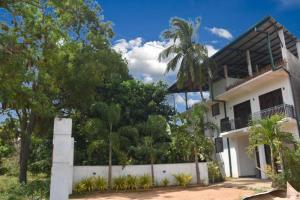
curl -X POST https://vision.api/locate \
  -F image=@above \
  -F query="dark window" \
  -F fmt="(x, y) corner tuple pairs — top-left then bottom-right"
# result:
(212, 103), (220, 116)
(215, 137), (224, 153)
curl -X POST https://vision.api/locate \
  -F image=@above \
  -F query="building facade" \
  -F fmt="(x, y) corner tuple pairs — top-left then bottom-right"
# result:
(204, 16), (300, 179)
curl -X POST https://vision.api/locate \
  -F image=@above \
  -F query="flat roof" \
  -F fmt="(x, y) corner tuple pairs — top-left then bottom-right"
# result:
(168, 16), (299, 93)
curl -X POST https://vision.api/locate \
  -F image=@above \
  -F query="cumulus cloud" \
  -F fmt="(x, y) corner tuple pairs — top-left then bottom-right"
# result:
(113, 37), (218, 83)
(113, 38), (175, 83)
(206, 27), (233, 40)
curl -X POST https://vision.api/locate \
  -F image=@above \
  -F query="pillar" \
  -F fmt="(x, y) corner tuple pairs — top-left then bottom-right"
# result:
(278, 29), (287, 61)
(296, 41), (300, 60)
(246, 50), (253, 76)
(50, 118), (74, 200)
(224, 65), (228, 79)
(258, 145), (267, 179)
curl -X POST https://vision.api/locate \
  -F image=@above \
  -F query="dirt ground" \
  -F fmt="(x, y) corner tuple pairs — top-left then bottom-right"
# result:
(71, 178), (272, 200)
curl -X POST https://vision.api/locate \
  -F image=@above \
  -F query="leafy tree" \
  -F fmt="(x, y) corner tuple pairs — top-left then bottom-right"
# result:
(134, 115), (171, 185)
(0, 0), (128, 183)
(159, 17), (209, 101)
(89, 102), (121, 189)
(247, 114), (295, 174)
(178, 103), (215, 184)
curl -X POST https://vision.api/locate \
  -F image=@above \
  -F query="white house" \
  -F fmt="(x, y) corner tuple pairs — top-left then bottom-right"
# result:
(169, 16), (300, 179)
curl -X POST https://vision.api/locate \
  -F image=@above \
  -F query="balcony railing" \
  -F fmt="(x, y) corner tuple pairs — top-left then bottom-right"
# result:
(220, 104), (295, 132)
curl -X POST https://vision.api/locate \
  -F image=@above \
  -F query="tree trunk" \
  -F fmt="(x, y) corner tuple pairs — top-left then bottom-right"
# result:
(270, 145), (276, 174)
(108, 123), (113, 189)
(151, 159), (154, 186)
(184, 92), (188, 110)
(194, 148), (201, 184)
(19, 132), (30, 183)
(199, 87), (205, 102)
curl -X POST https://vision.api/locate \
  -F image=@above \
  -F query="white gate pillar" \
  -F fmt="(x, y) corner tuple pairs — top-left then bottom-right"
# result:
(50, 118), (74, 200)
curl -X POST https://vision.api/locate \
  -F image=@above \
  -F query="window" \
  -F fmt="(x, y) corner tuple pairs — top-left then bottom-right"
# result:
(212, 103), (220, 116)
(215, 137), (223, 153)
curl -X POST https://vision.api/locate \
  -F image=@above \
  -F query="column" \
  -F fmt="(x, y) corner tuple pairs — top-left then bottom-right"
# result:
(246, 50), (253, 76)
(50, 118), (74, 200)
(278, 29), (287, 61)
(224, 65), (228, 79)
(296, 41), (300, 60)
(258, 145), (268, 179)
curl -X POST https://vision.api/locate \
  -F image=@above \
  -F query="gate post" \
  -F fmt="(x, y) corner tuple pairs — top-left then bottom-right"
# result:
(50, 118), (74, 200)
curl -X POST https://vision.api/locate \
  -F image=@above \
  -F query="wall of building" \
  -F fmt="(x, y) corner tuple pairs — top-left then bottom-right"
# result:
(73, 163), (209, 186)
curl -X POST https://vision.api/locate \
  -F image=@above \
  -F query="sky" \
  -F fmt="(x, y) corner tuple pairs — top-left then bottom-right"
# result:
(98, 0), (300, 112)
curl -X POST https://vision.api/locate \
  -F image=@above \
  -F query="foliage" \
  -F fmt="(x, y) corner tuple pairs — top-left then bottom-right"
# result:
(113, 176), (128, 191)
(73, 176), (107, 194)
(0, 175), (49, 200)
(264, 165), (286, 189)
(208, 161), (224, 183)
(93, 176), (107, 192)
(159, 17), (215, 100)
(247, 114), (295, 173)
(282, 142), (300, 191)
(161, 177), (169, 186)
(0, 0), (129, 183)
(173, 173), (192, 187)
(126, 175), (139, 190)
(139, 174), (152, 190)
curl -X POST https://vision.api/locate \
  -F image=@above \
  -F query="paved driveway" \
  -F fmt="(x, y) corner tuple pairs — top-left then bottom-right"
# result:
(71, 178), (272, 200)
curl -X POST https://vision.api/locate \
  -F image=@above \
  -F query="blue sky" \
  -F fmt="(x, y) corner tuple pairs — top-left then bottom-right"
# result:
(99, 0), (300, 112)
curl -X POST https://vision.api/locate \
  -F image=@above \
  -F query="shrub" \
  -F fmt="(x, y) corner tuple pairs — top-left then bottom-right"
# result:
(208, 161), (224, 184)
(74, 181), (86, 194)
(173, 173), (192, 187)
(93, 176), (107, 192)
(265, 166), (286, 189)
(113, 176), (128, 191)
(139, 174), (152, 189)
(126, 175), (139, 190)
(161, 177), (169, 186)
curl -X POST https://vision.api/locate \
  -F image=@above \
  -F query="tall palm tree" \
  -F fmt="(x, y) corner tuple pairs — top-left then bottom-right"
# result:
(159, 17), (209, 101)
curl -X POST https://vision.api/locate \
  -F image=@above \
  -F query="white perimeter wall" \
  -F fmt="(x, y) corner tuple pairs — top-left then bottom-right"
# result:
(73, 163), (208, 186)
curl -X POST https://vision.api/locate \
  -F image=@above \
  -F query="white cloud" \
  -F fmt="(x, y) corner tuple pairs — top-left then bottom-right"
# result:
(113, 38), (176, 83)
(174, 94), (186, 104)
(206, 45), (219, 57)
(206, 27), (233, 40)
(113, 37), (218, 83)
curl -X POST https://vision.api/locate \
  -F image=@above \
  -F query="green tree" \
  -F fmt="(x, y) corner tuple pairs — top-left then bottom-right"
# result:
(90, 102), (121, 189)
(247, 114), (295, 174)
(159, 17), (209, 101)
(179, 103), (215, 184)
(0, 0), (128, 183)
(134, 115), (171, 185)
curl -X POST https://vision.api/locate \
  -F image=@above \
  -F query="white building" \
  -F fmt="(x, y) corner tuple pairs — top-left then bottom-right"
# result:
(169, 16), (300, 179)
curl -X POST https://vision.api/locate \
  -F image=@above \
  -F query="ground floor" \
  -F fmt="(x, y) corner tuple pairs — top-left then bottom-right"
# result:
(70, 178), (272, 200)
(218, 118), (299, 179)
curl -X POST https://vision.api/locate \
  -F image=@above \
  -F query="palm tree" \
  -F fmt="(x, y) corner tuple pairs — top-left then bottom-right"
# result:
(247, 114), (295, 174)
(182, 103), (216, 184)
(90, 102), (121, 189)
(159, 17), (209, 101)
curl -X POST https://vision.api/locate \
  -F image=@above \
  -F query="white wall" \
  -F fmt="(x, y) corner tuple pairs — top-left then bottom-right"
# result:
(73, 163), (208, 186)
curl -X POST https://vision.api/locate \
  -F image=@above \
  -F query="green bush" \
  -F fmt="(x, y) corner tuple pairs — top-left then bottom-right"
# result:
(161, 177), (169, 186)
(0, 176), (50, 200)
(126, 175), (139, 190)
(73, 176), (107, 194)
(139, 174), (152, 189)
(265, 166), (286, 189)
(283, 146), (300, 191)
(208, 161), (224, 184)
(93, 176), (107, 192)
(173, 173), (192, 187)
(113, 176), (128, 191)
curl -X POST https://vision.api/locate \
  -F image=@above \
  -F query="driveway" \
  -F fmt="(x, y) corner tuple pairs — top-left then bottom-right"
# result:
(71, 178), (272, 200)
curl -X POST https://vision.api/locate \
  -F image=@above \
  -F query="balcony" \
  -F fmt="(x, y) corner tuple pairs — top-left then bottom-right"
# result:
(220, 104), (295, 133)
